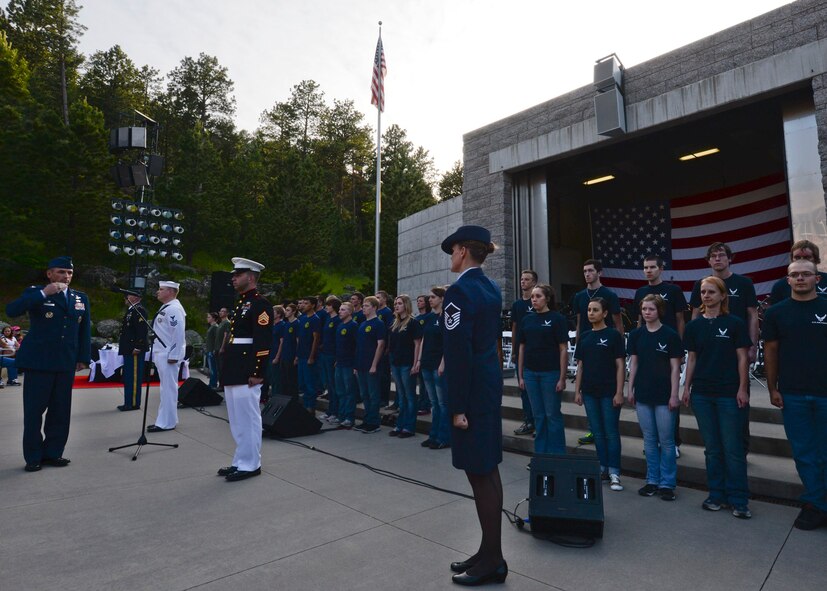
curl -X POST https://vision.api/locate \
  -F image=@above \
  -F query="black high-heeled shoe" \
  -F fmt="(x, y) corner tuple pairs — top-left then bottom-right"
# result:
(450, 556), (479, 573)
(451, 561), (508, 586)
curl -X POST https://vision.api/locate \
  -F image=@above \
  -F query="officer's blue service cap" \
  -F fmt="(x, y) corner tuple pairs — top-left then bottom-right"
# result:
(441, 225), (492, 254)
(47, 256), (73, 269)
(231, 257), (265, 273)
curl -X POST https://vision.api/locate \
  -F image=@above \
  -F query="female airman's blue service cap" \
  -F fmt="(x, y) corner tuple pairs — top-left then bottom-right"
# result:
(441, 225), (491, 254)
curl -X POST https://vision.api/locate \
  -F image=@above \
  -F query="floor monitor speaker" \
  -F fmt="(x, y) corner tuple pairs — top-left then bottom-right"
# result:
(262, 395), (322, 438)
(528, 453), (604, 539)
(178, 378), (223, 407)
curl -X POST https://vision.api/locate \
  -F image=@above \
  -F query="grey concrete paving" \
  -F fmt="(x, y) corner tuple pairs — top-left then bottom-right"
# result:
(1, 379), (825, 591)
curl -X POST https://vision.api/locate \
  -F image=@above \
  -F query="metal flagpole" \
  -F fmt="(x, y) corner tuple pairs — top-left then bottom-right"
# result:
(374, 21), (383, 293)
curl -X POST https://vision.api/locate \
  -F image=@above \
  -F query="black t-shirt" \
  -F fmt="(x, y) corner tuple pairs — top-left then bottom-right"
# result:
(633, 282), (687, 331)
(689, 273), (757, 321)
(335, 320), (358, 366)
(627, 325), (684, 405)
(683, 314), (752, 397)
(768, 274), (827, 306)
(388, 318), (423, 367)
(510, 297), (533, 357)
(419, 312), (443, 370)
(763, 298), (827, 396)
(518, 310), (568, 372)
(571, 286), (621, 334)
(574, 327), (625, 396)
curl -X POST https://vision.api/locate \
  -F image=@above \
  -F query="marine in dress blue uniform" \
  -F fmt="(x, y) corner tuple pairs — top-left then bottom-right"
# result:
(441, 226), (508, 586)
(6, 256), (91, 471)
(218, 258), (273, 482)
(117, 292), (148, 411)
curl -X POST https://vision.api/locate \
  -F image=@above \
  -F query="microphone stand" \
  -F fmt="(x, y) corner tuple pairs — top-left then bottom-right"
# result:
(109, 302), (179, 460)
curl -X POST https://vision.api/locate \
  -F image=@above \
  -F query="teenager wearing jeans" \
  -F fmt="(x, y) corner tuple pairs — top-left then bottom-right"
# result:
(388, 295), (422, 438)
(418, 286), (450, 449)
(574, 297), (626, 491)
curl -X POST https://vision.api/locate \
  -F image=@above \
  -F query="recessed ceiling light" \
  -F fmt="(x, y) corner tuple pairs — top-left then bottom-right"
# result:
(679, 147), (720, 161)
(583, 174), (615, 186)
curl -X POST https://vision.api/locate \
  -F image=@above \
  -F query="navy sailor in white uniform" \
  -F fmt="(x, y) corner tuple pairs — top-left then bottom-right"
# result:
(441, 225), (508, 586)
(148, 280), (186, 432)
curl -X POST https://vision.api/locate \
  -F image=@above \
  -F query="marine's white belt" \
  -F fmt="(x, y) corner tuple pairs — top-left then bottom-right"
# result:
(231, 338), (253, 344)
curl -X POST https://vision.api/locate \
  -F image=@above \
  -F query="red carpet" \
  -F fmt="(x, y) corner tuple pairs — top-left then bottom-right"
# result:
(72, 376), (183, 389)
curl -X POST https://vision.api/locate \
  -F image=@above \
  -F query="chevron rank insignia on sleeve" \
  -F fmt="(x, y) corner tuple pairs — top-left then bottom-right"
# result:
(258, 311), (269, 326)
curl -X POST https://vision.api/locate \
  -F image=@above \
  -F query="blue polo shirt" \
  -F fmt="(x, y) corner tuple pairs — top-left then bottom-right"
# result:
(683, 314), (751, 397)
(353, 309), (366, 324)
(377, 306), (393, 328)
(356, 317), (387, 372)
(335, 320), (358, 366)
(320, 313), (340, 356)
(627, 324), (683, 405)
(763, 297), (827, 396)
(518, 310), (568, 372)
(270, 320), (286, 361)
(574, 327), (625, 396)
(281, 319), (298, 363)
(296, 313), (321, 360)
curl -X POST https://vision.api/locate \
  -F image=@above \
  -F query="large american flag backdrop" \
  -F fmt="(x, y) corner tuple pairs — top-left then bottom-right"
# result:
(592, 173), (791, 301)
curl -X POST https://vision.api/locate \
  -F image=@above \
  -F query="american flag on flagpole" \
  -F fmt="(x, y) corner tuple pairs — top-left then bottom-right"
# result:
(593, 173), (791, 301)
(371, 35), (387, 112)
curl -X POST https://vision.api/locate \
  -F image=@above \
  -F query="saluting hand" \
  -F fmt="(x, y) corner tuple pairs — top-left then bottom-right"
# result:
(43, 282), (68, 296)
(453, 413), (468, 430)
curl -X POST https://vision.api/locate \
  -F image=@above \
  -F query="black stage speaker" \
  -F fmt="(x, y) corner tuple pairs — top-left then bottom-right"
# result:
(178, 378), (223, 407)
(528, 453), (604, 539)
(210, 271), (235, 312)
(261, 395), (322, 438)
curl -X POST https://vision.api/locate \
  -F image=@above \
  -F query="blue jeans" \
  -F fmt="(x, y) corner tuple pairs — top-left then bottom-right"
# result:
(356, 370), (380, 426)
(335, 365), (356, 422)
(391, 365), (417, 432)
(636, 403), (678, 488)
(781, 394), (827, 512)
(319, 353), (338, 416)
(206, 352), (218, 389)
(421, 369), (450, 445)
(582, 394), (621, 474)
(1, 356), (18, 381)
(265, 359), (281, 398)
(691, 394), (749, 506)
(523, 369), (565, 454)
(417, 374), (431, 411)
(297, 358), (317, 410)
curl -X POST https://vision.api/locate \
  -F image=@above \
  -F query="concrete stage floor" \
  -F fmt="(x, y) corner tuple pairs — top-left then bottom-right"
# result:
(0, 380), (824, 591)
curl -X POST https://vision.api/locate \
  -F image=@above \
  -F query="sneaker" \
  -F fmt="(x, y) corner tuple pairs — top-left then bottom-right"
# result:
(397, 431), (414, 439)
(431, 442), (450, 449)
(318, 412), (330, 421)
(6, 380), (21, 386)
(794, 504), (827, 530)
(638, 484), (659, 497)
(732, 505), (752, 519)
(417, 409), (431, 416)
(609, 474), (624, 491)
(578, 432), (595, 445)
(659, 488), (676, 501)
(339, 420), (354, 430)
(389, 429), (400, 437)
(702, 498), (728, 512)
(353, 422), (367, 432)
(514, 422), (535, 436)
(328, 416), (341, 425)
(420, 439), (434, 448)
(675, 445), (681, 459)
(384, 403), (398, 411)
(362, 424), (381, 434)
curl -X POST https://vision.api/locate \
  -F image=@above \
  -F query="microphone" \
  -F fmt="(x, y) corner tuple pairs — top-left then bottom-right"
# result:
(111, 285), (143, 298)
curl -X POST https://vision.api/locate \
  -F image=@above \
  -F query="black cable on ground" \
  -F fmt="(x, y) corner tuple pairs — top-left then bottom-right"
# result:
(189, 404), (594, 547)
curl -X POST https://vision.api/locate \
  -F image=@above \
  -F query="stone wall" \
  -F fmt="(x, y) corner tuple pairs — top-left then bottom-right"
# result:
(397, 196), (463, 298)
(462, 0), (827, 303)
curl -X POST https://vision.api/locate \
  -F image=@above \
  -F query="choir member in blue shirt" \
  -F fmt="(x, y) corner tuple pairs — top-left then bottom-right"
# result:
(334, 302), (359, 429)
(318, 296), (342, 423)
(418, 286), (450, 449)
(354, 296), (386, 433)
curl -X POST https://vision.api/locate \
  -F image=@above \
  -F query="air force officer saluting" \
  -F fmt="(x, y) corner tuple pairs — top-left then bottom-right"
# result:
(6, 256), (91, 472)
(148, 281), (186, 432)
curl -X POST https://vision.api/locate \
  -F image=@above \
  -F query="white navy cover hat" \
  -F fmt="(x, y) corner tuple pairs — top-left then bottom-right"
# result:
(159, 281), (180, 289)
(231, 257), (265, 273)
